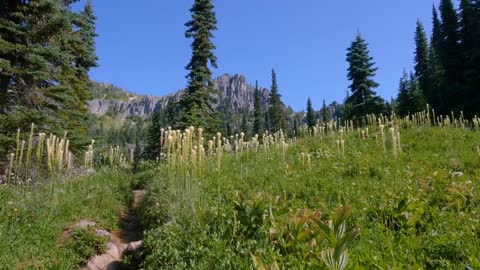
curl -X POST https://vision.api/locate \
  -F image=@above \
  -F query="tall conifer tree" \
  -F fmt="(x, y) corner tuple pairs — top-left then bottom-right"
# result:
(0, 0), (97, 153)
(321, 99), (329, 123)
(345, 34), (385, 121)
(414, 20), (430, 101)
(180, 0), (219, 132)
(268, 69), (286, 132)
(439, 0), (462, 112)
(252, 81), (264, 135)
(306, 98), (315, 128)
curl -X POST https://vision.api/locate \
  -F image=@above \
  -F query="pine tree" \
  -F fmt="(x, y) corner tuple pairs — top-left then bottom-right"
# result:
(439, 0), (462, 112)
(252, 81), (264, 135)
(414, 20), (430, 102)
(431, 5), (443, 54)
(268, 69), (286, 132)
(429, 5), (447, 113)
(132, 137), (142, 172)
(240, 112), (249, 136)
(459, 0), (480, 116)
(396, 71), (427, 116)
(407, 72), (427, 113)
(321, 100), (329, 123)
(0, 0), (96, 153)
(144, 111), (163, 160)
(345, 34), (385, 121)
(164, 97), (179, 127)
(179, 0), (219, 132)
(396, 71), (411, 116)
(306, 98), (315, 128)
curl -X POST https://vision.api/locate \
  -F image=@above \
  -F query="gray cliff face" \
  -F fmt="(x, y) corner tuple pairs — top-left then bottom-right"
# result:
(88, 74), (269, 118)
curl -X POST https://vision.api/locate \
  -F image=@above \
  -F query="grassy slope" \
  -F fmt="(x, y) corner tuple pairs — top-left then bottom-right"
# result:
(138, 127), (480, 269)
(0, 169), (132, 269)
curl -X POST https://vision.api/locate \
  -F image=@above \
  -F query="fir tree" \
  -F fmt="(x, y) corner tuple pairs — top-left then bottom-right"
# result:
(268, 69), (286, 132)
(345, 34), (385, 121)
(70, 0), (97, 102)
(164, 97), (179, 127)
(431, 5), (443, 54)
(144, 111), (163, 160)
(429, 5), (446, 113)
(459, 0), (480, 116)
(0, 0), (96, 152)
(407, 72), (427, 113)
(414, 20), (430, 101)
(396, 71), (411, 116)
(396, 71), (427, 116)
(439, 0), (462, 112)
(132, 137), (142, 172)
(252, 81), (264, 135)
(322, 99), (329, 123)
(306, 98), (315, 128)
(240, 112), (249, 136)
(179, 0), (219, 132)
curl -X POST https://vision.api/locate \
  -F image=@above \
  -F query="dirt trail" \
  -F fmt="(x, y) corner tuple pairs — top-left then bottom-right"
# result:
(82, 190), (146, 270)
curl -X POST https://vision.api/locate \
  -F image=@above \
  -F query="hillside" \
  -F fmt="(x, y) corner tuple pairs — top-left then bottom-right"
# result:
(88, 74), (271, 118)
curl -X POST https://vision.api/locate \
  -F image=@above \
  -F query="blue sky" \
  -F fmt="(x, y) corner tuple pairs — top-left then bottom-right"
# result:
(79, 0), (441, 111)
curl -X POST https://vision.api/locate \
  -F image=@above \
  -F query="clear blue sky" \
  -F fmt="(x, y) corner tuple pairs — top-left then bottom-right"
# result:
(77, 0), (441, 111)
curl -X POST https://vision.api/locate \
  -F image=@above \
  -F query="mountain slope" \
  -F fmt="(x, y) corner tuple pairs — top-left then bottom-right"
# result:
(88, 74), (270, 118)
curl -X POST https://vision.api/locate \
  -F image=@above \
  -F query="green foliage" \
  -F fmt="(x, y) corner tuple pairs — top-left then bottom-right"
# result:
(144, 111), (163, 160)
(402, 1), (480, 117)
(396, 72), (427, 116)
(137, 126), (480, 269)
(268, 69), (287, 132)
(414, 20), (430, 101)
(65, 227), (109, 266)
(241, 112), (250, 136)
(179, 0), (219, 133)
(253, 81), (265, 136)
(0, 169), (132, 268)
(0, 0), (98, 152)
(345, 34), (386, 121)
(306, 98), (316, 128)
(322, 99), (329, 123)
(90, 81), (132, 100)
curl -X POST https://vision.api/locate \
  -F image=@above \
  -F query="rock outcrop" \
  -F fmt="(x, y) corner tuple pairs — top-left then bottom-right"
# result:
(88, 74), (270, 118)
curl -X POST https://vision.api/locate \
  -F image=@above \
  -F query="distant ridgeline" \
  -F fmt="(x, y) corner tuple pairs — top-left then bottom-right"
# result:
(88, 74), (342, 120)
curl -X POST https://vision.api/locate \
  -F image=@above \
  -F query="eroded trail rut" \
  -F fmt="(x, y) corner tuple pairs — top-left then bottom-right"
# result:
(82, 190), (146, 270)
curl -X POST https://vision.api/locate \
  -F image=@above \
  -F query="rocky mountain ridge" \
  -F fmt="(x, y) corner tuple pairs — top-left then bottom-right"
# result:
(88, 74), (270, 118)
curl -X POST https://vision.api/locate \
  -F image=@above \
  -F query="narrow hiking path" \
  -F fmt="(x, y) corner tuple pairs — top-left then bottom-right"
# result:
(81, 190), (146, 270)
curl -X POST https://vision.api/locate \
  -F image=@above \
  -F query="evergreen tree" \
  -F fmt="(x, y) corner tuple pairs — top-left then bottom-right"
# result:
(345, 34), (385, 121)
(439, 0), (462, 112)
(414, 20), (430, 101)
(306, 98), (315, 128)
(132, 137), (142, 172)
(179, 0), (219, 132)
(70, 0), (97, 102)
(252, 81), (264, 135)
(322, 99), (329, 123)
(0, 0), (97, 153)
(396, 71), (411, 116)
(431, 5), (443, 54)
(459, 0), (480, 116)
(268, 69), (286, 132)
(407, 72), (427, 113)
(396, 71), (427, 116)
(219, 96), (233, 135)
(429, 5), (447, 113)
(240, 112), (249, 136)
(164, 97), (179, 127)
(144, 111), (163, 160)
